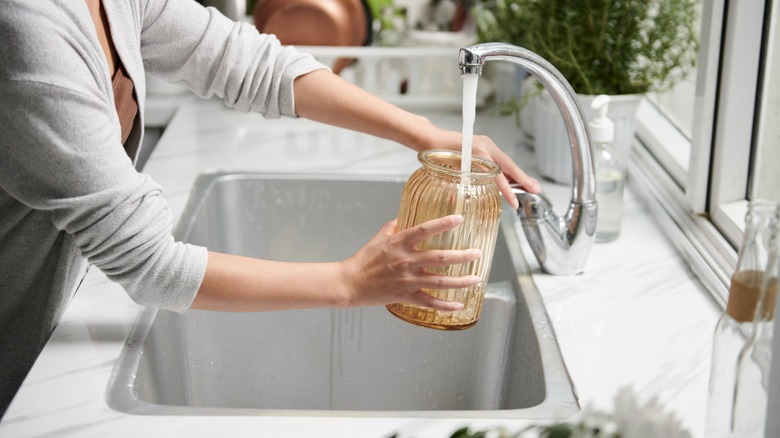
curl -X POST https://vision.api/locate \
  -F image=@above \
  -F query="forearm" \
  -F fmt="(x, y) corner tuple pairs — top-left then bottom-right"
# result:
(291, 69), (540, 206)
(191, 251), (351, 312)
(292, 69), (435, 150)
(190, 217), (479, 313)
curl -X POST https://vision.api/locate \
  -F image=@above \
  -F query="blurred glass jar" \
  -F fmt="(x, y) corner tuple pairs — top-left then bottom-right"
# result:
(705, 200), (780, 437)
(731, 202), (780, 437)
(386, 150), (502, 330)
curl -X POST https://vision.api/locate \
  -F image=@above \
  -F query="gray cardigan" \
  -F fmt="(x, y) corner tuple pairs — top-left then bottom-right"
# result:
(0, 0), (325, 415)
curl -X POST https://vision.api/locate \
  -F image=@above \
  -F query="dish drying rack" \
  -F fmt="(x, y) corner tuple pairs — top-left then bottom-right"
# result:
(297, 46), (489, 112)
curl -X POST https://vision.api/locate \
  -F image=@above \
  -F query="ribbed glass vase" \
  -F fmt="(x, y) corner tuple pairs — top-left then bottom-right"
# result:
(387, 150), (502, 330)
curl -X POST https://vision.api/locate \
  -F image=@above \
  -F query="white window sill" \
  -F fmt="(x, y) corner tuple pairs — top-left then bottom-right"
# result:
(632, 98), (737, 309)
(714, 200), (749, 247)
(634, 99), (690, 187)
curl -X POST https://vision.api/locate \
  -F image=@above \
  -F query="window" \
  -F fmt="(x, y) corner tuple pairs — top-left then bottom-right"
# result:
(751, 6), (780, 203)
(632, 0), (778, 306)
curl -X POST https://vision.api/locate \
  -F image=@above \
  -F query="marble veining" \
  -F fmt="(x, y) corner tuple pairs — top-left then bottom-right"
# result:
(0, 97), (720, 438)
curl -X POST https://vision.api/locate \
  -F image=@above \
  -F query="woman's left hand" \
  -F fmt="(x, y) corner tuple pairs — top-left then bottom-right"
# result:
(419, 124), (540, 209)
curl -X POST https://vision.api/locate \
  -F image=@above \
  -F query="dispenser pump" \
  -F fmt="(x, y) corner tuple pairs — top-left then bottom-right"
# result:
(590, 95), (614, 143)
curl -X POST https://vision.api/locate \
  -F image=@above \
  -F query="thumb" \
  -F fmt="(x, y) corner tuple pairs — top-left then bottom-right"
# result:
(382, 218), (398, 234)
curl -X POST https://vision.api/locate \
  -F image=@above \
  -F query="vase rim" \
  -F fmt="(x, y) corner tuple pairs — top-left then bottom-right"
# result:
(418, 149), (501, 178)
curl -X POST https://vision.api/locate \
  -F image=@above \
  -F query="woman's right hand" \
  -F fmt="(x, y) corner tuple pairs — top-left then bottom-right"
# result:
(340, 215), (482, 311)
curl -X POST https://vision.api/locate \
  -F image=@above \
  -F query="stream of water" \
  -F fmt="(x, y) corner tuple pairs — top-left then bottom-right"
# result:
(457, 73), (479, 213)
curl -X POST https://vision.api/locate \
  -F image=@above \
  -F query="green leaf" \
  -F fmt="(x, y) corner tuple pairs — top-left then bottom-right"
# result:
(473, 0), (700, 95)
(449, 427), (487, 438)
(539, 423), (575, 438)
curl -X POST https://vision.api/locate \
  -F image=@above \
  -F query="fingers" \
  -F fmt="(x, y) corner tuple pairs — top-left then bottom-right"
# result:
(381, 218), (398, 234)
(414, 248), (482, 268)
(485, 146), (540, 193)
(495, 174), (519, 210)
(409, 291), (466, 311)
(404, 272), (482, 311)
(395, 216), (482, 310)
(415, 272), (482, 290)
(399, 214), (464, 246)
(429, 130), (541, 200)
(505, 170), (541, 195)
(467, 135), (541, 207)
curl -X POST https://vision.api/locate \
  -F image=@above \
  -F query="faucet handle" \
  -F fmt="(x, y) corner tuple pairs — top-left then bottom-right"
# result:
(511, 185), (554, 222)
(509, 183), (596, 275)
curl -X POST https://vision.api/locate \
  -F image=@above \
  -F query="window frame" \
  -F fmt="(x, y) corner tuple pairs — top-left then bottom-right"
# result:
(705, 0), (767, 244)
(631, 0), (775, 307)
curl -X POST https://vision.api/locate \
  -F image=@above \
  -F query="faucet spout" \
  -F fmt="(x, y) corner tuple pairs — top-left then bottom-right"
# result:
(459, 43), (598, 275)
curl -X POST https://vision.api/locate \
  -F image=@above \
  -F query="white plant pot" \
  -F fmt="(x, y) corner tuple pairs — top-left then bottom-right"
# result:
(533, 92), (641, 184)
(484, 63), (532, 148)
(519, 76), (539, 148)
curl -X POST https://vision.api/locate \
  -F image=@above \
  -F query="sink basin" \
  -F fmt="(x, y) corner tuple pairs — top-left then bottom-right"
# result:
(107, 172), (578, 418)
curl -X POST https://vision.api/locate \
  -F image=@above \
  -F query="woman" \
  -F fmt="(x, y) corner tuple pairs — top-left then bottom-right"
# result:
(0, 0), (540, 416)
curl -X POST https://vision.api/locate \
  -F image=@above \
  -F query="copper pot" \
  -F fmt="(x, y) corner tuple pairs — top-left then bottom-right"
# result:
(253, 0), (370, 73)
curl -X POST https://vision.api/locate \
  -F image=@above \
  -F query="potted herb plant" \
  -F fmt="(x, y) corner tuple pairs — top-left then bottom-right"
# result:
(474, 0), (699, 183)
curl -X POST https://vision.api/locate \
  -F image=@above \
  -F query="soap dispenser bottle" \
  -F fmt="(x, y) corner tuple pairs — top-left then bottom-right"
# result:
(591, 95), (626, 242)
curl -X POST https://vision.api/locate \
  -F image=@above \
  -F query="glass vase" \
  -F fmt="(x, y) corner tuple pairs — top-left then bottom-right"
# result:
(386, 150), (502, 330)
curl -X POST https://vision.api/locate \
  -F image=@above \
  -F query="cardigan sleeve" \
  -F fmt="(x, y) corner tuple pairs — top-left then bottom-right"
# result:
(139, 0), (327, 118)
(0, 0), (326, 313)
(0, 80), (207, 313)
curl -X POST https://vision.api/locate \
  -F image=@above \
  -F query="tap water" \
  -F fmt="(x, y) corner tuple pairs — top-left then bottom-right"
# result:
(457, 73), (479, 213)
(452, 72), (480, 288)
(461, 73), (479, 175)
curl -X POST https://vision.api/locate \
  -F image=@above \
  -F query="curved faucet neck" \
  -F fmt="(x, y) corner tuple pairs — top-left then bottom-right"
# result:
(460, 43), (596, 203)
(459, 43), (598, 275)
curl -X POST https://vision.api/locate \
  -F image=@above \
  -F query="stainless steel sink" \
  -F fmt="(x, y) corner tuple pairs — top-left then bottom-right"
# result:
(106, 172), (578, 418)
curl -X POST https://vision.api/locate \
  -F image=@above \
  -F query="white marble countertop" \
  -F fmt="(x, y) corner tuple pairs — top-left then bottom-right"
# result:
(0, 96), (721, 437)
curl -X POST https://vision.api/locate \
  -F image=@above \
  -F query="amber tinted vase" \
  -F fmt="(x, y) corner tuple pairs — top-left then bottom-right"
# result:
(386, 150), (503, 330)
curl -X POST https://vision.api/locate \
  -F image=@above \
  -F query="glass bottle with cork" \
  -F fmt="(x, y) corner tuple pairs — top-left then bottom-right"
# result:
(731, 203), (779, 436)
(704, 200), (780, 437)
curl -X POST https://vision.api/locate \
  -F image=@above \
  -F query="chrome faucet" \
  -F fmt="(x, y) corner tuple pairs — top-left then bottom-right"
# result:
(459, 43), (597, 275)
